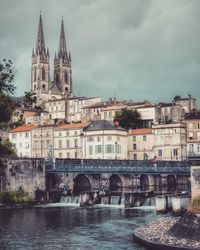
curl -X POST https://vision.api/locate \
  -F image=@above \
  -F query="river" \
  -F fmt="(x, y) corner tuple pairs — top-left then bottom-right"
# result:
(0, 205), (162, 250)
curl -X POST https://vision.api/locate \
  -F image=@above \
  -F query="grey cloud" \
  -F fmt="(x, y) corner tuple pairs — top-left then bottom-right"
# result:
(0, 0), (199, 105)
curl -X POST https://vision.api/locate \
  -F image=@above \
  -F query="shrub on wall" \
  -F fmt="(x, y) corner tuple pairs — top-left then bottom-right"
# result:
(0, 189), (32, 204)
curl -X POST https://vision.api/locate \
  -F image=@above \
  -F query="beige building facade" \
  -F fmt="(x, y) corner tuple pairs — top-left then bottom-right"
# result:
(152, 123), (187, 161)
(128, 128), (154, 160)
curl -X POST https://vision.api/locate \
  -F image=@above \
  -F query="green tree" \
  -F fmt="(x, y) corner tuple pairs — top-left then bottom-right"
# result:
(23, 91), (37, 108)
(0, 59), (15, 95)
(0, 59), (16, 158)
(114, 108), (141, 129)
(0, 138), (16, 157)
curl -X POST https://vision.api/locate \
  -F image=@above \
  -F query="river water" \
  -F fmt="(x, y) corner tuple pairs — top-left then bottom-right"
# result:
(0, 205), (162, 250)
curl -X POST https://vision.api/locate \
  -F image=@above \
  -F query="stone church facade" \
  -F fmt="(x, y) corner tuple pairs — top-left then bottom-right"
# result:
(31, 14), (73, 107)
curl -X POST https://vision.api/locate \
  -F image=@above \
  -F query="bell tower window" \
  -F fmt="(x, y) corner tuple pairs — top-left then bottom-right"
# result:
(34, 69), (37, 82)
(64, 72), (68, 83)
(42, 68), (46, 81)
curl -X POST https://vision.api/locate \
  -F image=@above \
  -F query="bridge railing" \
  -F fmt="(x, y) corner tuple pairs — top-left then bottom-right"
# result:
(45, 158), (190, 174)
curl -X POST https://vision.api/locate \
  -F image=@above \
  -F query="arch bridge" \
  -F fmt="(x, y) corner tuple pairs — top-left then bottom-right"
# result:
(45, 159), (191, 194)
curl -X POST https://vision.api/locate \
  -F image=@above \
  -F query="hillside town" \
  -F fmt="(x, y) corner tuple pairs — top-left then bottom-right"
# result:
(2, 14), (200, 162)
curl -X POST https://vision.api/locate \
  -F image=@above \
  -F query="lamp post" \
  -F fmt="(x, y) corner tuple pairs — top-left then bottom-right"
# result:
(115, 141), (118, 160)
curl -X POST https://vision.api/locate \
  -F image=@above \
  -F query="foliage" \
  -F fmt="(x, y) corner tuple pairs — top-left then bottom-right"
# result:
(0, 138), (16, 157)
(0, 59), (15, 95)
(0, 59), (16, 124)
(174, 95), (181, 101)
(188, 196), (200, 214)
(0, 92), (15, 123)
(0, 120), (25, 130)
(23, 91), (37, 108)
(114, 108), (141, 129)
(0, 189), (32, 204)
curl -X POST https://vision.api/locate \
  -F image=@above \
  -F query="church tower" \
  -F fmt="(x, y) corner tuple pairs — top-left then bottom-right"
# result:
(31, 14), (50, 106)
(54, 19), (73, 96)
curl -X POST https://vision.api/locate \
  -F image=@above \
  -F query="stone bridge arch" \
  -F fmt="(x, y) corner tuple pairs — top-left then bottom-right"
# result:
(167, 175), (176, 192)
(140, 174), (149, 191)
(109, 174), (133, 192)
(73, 174), (91, 195)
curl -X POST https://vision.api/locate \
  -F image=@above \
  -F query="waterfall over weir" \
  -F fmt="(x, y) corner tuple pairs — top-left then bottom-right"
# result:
(60, 196), (80, 206)
(100, 196), (125, 207)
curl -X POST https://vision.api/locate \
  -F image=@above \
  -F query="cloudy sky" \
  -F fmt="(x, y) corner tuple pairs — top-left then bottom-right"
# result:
(1, 0), (200, 105)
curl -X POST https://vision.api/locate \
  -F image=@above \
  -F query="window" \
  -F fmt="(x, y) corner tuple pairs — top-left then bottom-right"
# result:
(109, 111), (112, 118)
(25, 132), (29, 138)
(107, 136), (112, 141)
(59, 153), (62, 158)
(64, 71), (68, 83)
(133, 144), (137, 150)
(133, 154), (137, 160)
(34, 69), (37, 81)
(173, 149), (178, 157)
(198, 123), (200, 129)
(158, 149), (162, 157)
(89, 145), (93, 154)
(67, 152), (70, 158)
(197, 144), (200, 153)
(115, 144), (121, 154)
(74, 139), (78, 147)
(189, 144), (194, 153)
(97, 136), (101, 142)
(42, 68), (45, 80)
(143, 135), (146, 141)
(95, 145), (102, 153)
(20, 143), (22, 148)
(59, 140), (62, 148)
(74, 131), (77, 136)
(132, 136), (136, 142)
(59, 132), (62, 137)
(66, 140), (69, 148)
(12, 134), (16, 139)
(104, 112), (107, 119)
(87, 136), (93, 142)
(66, 131), (69, 136)
(105, 144), (113, 153)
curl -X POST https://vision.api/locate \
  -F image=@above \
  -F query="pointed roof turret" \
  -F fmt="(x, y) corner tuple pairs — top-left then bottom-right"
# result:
(36, 14), (46, 55)
(58, 18), (68, 60)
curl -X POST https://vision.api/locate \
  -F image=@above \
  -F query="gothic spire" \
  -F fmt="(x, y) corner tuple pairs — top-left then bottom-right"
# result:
(58, 18), (68, 60)
(36, 14), (46, 55)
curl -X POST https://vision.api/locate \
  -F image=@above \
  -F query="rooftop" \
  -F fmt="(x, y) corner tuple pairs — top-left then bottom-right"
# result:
(9, 124), (37, 133)
(83, 120), (126, 132)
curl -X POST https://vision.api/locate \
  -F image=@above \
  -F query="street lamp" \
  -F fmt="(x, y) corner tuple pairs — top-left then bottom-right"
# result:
(115, 141), (118, 160)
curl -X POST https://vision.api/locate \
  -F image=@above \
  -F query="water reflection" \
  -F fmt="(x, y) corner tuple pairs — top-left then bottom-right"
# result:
(0, 207), (160, 250)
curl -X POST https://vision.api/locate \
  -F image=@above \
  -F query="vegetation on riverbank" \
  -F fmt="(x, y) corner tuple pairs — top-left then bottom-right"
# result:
(0, 190), (33, 204)
(188, 195), (200, 214)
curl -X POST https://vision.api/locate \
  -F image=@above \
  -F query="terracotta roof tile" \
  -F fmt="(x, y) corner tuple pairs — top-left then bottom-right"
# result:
(128, 128), (152, 135)
(57, 122), (90, 130)
(9, 124), (38, 133)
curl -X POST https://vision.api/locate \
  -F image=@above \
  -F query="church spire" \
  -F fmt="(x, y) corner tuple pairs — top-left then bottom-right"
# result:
(58, 18), (68, 60)
(36, 14), (46, 55)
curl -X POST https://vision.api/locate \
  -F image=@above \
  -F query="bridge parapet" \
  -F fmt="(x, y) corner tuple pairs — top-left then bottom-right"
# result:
(45, 159), (190, 175)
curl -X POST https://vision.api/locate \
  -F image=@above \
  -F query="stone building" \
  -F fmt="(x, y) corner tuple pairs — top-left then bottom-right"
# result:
(128, 128), (154, 160)
(9, 124), (37, 157)
(31, 124), (57, 158)
(152, 123), (187, 161)
(184, 111), (200, 160)
(31, 14), (73, 107)
(54, 122), (89, 159)
(82, 120), (128, 160)
(174, 95), (196, 113)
